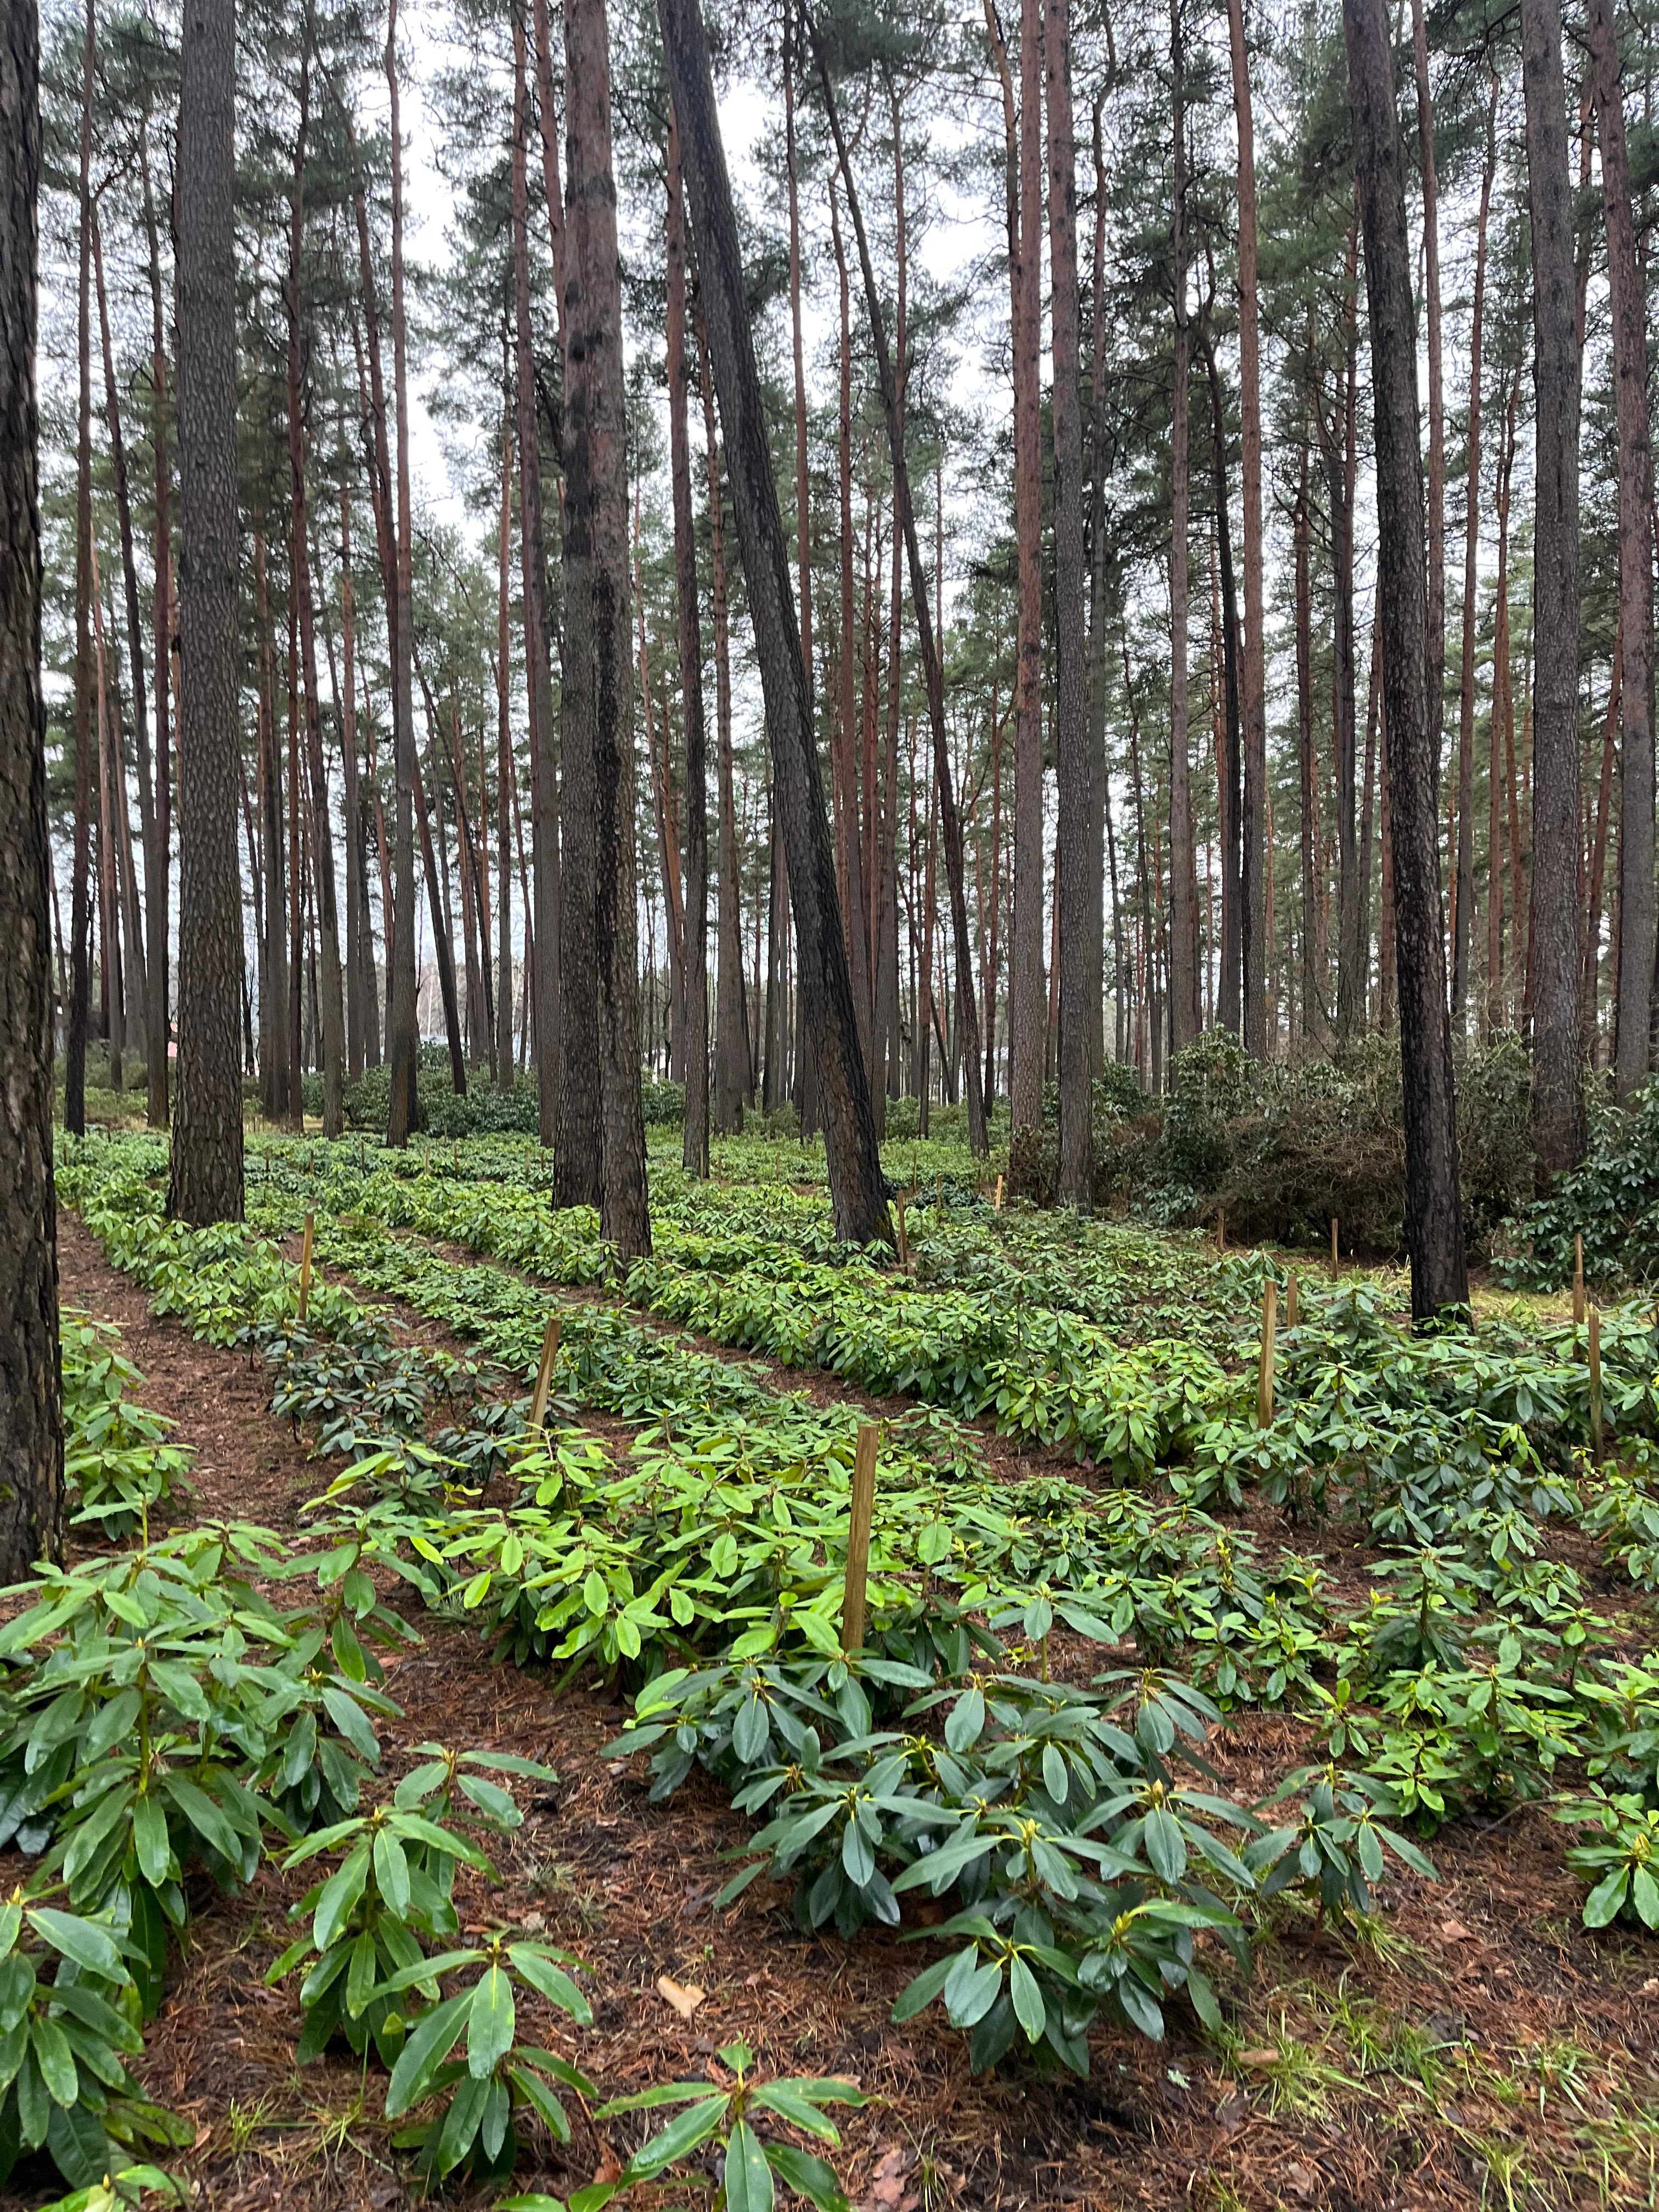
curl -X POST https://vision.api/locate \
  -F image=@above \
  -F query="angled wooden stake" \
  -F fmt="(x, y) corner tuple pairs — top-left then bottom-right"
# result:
(994, 1173), (1003, 1213)
(843, 1424), (879, 1656)
(1329, 1217), (1340, 1280)
(1217, 1206), (1226, 1253)
(1588, 1303), (1605, 1460)
(297, 1211), (316, 1322)
(895, 1197), (909, 1267)
(1573, 1234), (1587, 1327)
(529, 1313), (563, 1433)
(1256, 1278), (1277, 1430)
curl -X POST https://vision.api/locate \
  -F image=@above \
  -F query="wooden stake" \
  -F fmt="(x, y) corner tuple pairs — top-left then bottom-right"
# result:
(1329, 1217), (1340, 1280)
(1256, 1278), (1277, 1429)
(528, 1313), (563, 1433)
(1285, 1273), (1298, 1329)
(1216, 1205), (1226, 1253)
(1588, 1302), (1605, 1459)
(843, 1423), (879, 1656)
(1573, 1234), (1586, 1326)
(297, 1211), (316, 1322)
(994, 1173), (1004, 1213)
(895, 1198), (909, 1267)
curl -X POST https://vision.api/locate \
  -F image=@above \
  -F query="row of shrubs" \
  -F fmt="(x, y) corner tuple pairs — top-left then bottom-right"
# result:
(300, 1049), (686, 1137)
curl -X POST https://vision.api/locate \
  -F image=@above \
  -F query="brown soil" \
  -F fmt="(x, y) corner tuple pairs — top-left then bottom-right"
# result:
(16, 1215), (1657, 2212)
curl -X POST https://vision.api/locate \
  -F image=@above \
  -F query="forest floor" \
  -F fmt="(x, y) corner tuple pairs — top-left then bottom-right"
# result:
(16, 1199), (1659, 2212)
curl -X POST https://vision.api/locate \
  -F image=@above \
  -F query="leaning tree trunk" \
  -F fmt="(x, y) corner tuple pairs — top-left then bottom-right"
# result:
(809, 30), (989, 1159)
(169, 0), (245, 1226)
(1588, 0), (1657, 1098)
(0, 0), (64, 1578)
(1344, 0), (1468, 1319)
(565, 0), (649, 1256)
(1522, 0), (1586, 1175)
(660, 0), (888, 1245)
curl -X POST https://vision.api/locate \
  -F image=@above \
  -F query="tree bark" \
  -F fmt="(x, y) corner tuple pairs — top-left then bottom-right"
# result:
(1408, 0), (1446, 808)
(0, 0), (63, 1575)
(1522, 0), (1587, 1173)
(169, 0), (245, 1224)
(1452, 91), (1495, 1031)
(661, 0), (888, 1244)
(565, 0), (649, 1255)
(1587, 0), (1656, 1094)
(668, 109), (710, 1177)
(1344, 0), (1468, 1317)
(1199, 321), (1243, 1036)
(139, 113), (172, 1125)
(512, 3), (562, 1146)
(66, 0), (95, 1138)
(380, 0), (419, 1146)
(1165, 0), (1198, 1062)
(495, 410), (516, 1089)
(1225, 0), (1267, 1056)
(285, 20), (346, 1137)
(1046, 0), (1095, 1197)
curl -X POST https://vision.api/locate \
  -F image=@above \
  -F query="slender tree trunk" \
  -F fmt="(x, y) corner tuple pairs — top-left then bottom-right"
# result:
(1087, 95), (1110, 1071)
(1328, 217), (1362, 1042)
(1294, 433), (1323, 1046)
(1199, 322), (1243, 1035)
(93, 203), (163, 1117)
(139, 115), (172, 1123)
(66, 0), (95, 1138)
(1045, 0), (1096, 1193)
(565, 0), (648, 1254)
(494, 410), (516, 1089)
(668, 110), (710, 1176)
(811, 35), (989, 1157)
(382, 0), (420, 1146)
(696, 321), (746, 1131)
(1225, 0), (1267, 1056)
(1523, 0), (1587, 1174)
(512, 4), (563, 1147)
(170, 0), (245, 1223)
(1587, 0), (1657, 1092)
(1345, 0), (1466, 1317)
(1584, 634), (1621, 1046)
(1453, 92), (1496, 1031)
(661, 0), (888, 1243)
(253, 532), (289, 1118)
(1409, 0), (1446, 802)
(285, 24), (345, 1137)
(92, 561), (125, 1090)
(0, 0), (63, 1573)
(1166, 0), (1197, 1060)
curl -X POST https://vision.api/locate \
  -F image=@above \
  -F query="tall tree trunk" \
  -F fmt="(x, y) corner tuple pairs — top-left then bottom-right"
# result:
(336, 450), (371, 1079)
(410, 682), (466, 1092)
(285, 21), (346, 1137)
(565, 0), (649, 1254)
(811, 33), (989, 1158)
(0, 0), (63, 1574)
(1523, 0), (1587, 1174)
(93, 204), (163, 1116)
(1408, 0), (1446, 808)
(1197, 326), (1244, 1039)
(170, 0), (245, 1224)
(512, 3), (563, 1147)
(668, 109), (710, 1176)
(660, 0), (888, 1244)
(1345, 0), (1466, 1317)
(1165, 0), (1197, 1062)
(1452, 91), (1496, 1031)
(1294, 431), (1323, 1045)
(254, 531), (289, 1118)
(985, 0), (1046, 1152)
(1587, 0), (1657, 1093)
(826, 182), (872, 1081)
(697, 322), (746, 1130)
(1087, 94), (1110, 1072)
(140, 116), (173, 1124)
(495, 410), (516, 1090)
(1327, 216), (1363, 1042)
(66, 0), (95, 1138)
(381, 0), (420, 1146)
(1225, 0), (1267, 1056)
(1046, 0), (1096, 1194)
(92, 561), (125, 1089)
